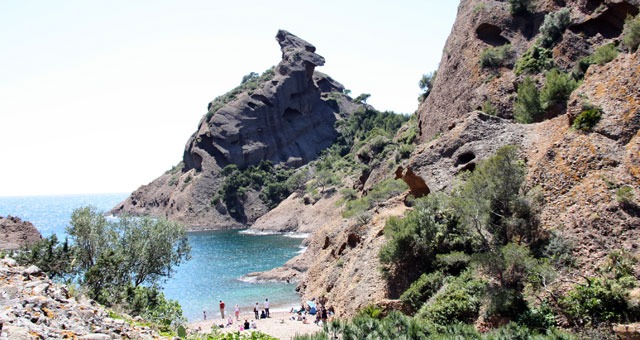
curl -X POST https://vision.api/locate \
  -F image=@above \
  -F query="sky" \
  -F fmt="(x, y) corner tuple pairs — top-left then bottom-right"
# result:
(0, 1), (460, 197)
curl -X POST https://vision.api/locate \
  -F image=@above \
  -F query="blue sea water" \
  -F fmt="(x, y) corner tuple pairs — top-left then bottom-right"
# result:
(0, 194), (303, 321)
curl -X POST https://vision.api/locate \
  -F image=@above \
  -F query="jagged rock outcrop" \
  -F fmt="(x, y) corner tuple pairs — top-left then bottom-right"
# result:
(0, 258), (161, 339)
(0, 216), (42, 251)
(113, 30), (355, 230)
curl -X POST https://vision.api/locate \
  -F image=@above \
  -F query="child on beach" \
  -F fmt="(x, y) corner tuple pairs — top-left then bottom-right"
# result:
(234, 304), (240, 321)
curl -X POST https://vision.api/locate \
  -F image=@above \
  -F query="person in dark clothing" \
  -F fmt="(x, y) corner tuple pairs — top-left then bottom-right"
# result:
(260, 310), (266, 319)
(243, 320), (250, 330)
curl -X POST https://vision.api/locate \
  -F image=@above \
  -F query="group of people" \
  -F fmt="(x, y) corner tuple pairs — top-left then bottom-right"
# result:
(289, 298), (334, 326)
(204, 298), (271, 329)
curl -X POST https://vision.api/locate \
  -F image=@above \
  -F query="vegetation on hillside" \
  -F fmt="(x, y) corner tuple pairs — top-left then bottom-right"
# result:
(14, 206), (191, 334)
(206, 68), (276, 120)
(300, 146), (638, 338)
(211, 100), (411, 221)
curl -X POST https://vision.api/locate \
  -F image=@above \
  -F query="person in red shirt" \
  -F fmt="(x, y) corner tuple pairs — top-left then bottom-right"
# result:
(219, 300), (225, 319)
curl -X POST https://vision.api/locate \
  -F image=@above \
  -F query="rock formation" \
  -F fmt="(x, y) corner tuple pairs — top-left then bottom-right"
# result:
(0, 258), (161, 339)
(0, 216), (42, 251)
(112, 30), (355, 230)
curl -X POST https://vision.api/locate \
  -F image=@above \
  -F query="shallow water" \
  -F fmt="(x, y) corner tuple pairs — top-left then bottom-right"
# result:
(0, 194), (303, 321)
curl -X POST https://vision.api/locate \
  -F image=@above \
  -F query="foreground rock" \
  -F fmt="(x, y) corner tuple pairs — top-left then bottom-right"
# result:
(0, 216), (42, 251)
(113, 30), (356, 230)
(0, 258), (163, 339)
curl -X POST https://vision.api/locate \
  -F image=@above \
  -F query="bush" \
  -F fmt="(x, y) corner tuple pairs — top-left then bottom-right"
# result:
(622, 14), (640, 52)
(418, 71), (437, 102)
(379, 194), (469, 275)
(514, 76), (542, 123)
(616, 186), (635, 206)
(560, 277), (631, 325)
(538, 8), (571, 48)
(400, 271), (446, 311)
(343, 179), (407, 218)
(417, 270), (486, 325)
(572, 104), (602, 131)
(509, 0), (534, 15)
(573, 43), (619, 79)
(540, 69), (578, 108)
(590, 43), (619, 65)
(482, 100), (498, 116)
(515, 44), (554, 75)
(480, 44), (514, 69)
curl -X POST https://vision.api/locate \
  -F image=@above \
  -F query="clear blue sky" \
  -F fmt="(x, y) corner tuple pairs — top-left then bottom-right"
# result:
(0, 1), (459, 196)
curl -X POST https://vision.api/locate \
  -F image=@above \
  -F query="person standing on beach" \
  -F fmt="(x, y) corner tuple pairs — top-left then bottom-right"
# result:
(254, 302), (259, 319)
(264, 298), (270, 318)
(203, 310), (207, 320)
(234, 304), (240, 321)
(219, 300), (225, 319)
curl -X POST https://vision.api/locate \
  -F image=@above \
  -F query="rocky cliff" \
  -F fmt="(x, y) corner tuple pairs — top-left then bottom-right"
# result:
(251, 0), (640, 318)
(0, 216), (42, 251)
(112, 30), (355, 230)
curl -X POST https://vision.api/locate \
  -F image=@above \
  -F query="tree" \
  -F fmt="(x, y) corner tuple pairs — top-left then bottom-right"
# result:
(118, 215), (191, 287)
(354, 93), (371, 104)
(418, 71), (437, 102)
(66, 206), (191, 303)
(452, 145), (531, 249)
(514, 76), (542, 123)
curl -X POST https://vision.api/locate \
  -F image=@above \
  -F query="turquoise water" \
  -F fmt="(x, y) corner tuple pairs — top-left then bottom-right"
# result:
(0, 194), (303, 321)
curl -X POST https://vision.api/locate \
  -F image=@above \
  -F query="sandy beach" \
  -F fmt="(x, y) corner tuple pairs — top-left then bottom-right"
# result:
(188, 310), (323, 340)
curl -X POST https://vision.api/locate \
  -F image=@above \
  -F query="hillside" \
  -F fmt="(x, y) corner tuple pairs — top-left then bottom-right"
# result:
(249, 0), (640, 335)
(112, 30), (358, 230)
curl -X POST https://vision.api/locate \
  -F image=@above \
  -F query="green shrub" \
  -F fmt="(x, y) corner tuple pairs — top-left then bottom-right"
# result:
(417, 270), (486, 325)
(517, 302), (558, 332)
(538, 8), (571, 48)
(509, 0), (534, 15)
(343, 179), (407, 218)
(590, 43), (619, 65)
(436, 251), (471, 275)
(622, 14), (640, 52)
(514, 76), (542, 123)
(560, 277), (631, 325)
(543, 231), (575, 268)
(400, 271), (446, 311)
(572, 105), (602, 131)
(573, 43), (619, 79)
(480, 44), (514, 68)
(616, 186), (635, 206)
(418, 71), (437, 102)
(540, 68), (578, 108)
(398, 143), (414, 159)
(482, 100), (498, 116)
(379, 194), (469, 274)
(515, 44), (554, 75)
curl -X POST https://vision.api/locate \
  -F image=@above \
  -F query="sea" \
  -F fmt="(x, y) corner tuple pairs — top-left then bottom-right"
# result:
(0, 193), (304, 321)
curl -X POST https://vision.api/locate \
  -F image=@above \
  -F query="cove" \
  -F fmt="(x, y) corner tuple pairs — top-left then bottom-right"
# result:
(161, 229), (303, 321)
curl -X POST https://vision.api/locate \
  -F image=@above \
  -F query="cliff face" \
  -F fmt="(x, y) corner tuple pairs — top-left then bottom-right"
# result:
(418, 0), (639, 141)
(252, 0), (640, 317)
(113, 30), (354, 230)
(0, 216), (42, 250)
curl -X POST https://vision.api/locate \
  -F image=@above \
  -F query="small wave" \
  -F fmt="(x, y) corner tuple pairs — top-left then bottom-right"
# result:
(283, 232), (310, 239)
(239, 229), (310, 239)
(296, 247), (308, 254)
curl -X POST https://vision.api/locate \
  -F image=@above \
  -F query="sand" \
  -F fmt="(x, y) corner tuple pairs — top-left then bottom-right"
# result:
(188, 310), (322, 340)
